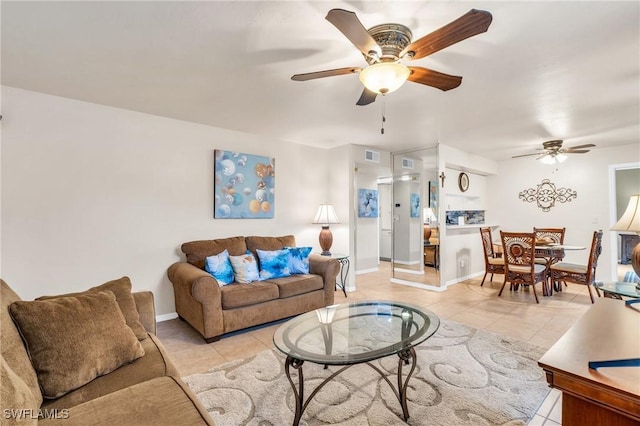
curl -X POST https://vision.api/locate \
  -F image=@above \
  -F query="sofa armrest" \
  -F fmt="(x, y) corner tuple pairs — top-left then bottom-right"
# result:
(133, 291), (156, 335)
(167, 262), (224, 341)
(309, 254), (340, 306)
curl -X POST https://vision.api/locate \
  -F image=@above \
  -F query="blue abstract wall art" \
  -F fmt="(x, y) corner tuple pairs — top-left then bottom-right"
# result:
(214, 150), (275, 219)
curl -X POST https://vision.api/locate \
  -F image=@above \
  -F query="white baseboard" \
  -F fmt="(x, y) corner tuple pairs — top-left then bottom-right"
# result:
(356, 267), (379, 275)
(390, 278), (448, 291)
(444, 271), (485, 287)
(156, 312), (178, 322)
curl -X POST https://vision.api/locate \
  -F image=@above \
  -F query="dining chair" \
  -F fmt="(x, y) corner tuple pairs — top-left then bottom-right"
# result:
(534, 227), (566, 288)
(550, 230), (603, 303)
(499, 231), (548, 303)
(479, 227), (505, 286)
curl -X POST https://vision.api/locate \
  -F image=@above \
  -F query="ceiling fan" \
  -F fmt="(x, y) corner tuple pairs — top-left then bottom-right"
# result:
(512, 140), (596, 164)
(291, 8), (493, 106)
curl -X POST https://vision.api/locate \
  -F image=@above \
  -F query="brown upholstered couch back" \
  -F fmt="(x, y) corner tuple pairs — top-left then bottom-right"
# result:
(181, 235), (297, 270)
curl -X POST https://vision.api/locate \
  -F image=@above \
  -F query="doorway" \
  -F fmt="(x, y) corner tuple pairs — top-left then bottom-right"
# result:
(609, 162), (640, 281)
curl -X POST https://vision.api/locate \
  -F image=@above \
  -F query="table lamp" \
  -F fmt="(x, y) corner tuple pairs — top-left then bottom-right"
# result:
(611, 194), (640, 288)
(313, 203), (340, 256)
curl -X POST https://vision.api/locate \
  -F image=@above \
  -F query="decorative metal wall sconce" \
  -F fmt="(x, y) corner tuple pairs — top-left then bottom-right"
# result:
(519, 179), (577, 212)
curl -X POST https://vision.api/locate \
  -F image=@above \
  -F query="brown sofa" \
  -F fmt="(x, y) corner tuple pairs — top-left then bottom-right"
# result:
(167, 235), (340, 342)
(1, 279), (214, 426)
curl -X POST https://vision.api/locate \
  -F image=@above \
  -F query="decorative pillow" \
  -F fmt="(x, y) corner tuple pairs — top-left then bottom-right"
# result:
(285, 246), (313, 274)
(229, 251), (260, 283)
(204, 249), (234, 286)
(9, 291), (145, 399)
(37, 276), (147, 340)
(256, 249), (291, 280)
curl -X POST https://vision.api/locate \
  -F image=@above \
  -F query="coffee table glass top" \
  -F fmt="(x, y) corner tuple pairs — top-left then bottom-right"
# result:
(273, 300), (439, 365)
(594, 281), (640, 298)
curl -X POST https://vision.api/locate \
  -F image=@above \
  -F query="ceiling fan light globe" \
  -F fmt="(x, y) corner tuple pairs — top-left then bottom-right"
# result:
(540, 154), (556, 165)
(556, 153), (568, 163)
(359, 62), (410, 95)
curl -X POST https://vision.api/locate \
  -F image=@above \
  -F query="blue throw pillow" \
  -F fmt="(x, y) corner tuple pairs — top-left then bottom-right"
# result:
(285, 246), (313, 274)
(229, 251), (260, 283)
(204, 249), (234, 286)
(256, 249), (291, 280)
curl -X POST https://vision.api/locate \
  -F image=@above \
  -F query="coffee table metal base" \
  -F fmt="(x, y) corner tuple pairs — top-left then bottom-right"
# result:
(284, 347), (417, 426)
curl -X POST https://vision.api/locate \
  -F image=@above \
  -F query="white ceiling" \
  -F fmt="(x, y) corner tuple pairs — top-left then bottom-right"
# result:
(2, 1), (639, 160)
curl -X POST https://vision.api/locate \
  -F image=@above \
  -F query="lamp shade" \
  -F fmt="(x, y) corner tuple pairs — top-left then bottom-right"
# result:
(359, 62), (410, 95)
(312, 204), (340, 225)
(611, 195), (640, 232)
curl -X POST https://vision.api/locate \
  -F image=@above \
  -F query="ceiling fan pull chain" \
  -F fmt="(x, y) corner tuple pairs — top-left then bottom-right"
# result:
(381, 97), (386, 134)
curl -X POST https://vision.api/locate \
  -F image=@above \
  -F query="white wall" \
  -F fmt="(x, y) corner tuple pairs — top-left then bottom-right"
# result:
(354, 164), (380, 273)
(1, 87), (334, 315)
(438, 144), (498, 286)
(487, 144), (640, 282)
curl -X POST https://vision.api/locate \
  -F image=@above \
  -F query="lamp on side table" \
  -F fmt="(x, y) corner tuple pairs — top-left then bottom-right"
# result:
(313, 204), (340, 256)
(611, 194), (640, 291)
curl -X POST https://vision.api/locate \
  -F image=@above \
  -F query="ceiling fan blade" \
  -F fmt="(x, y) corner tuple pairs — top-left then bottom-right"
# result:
(562, 149), (591, 154)
(291, 67), (361, 81)
(356, 88), (377, 106)
(407, 66), (462, 91)
(400, 9), (492, 60)
(512, 152), (547, 158)
(566, 144), (596, 150)
(326, 9), (381, 56)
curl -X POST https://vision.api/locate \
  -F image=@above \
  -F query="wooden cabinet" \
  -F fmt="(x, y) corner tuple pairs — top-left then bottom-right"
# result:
(538, 298), (640, 425)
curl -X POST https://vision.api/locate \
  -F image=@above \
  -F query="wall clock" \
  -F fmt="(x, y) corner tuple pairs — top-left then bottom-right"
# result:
(458, 172), (469, 192)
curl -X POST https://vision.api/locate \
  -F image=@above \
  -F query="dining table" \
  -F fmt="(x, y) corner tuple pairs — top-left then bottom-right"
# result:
(534, 243), (586, 292)
(493, 241), (586, 295)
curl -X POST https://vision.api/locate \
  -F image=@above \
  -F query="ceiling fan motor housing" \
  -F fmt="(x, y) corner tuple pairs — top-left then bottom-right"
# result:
(366, 24), (412, 63)
(542, 140), (564, 151)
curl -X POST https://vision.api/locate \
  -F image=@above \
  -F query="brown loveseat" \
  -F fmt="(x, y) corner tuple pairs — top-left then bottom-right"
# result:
(167, 235), (340, 342)
(1, 279), (214, 425)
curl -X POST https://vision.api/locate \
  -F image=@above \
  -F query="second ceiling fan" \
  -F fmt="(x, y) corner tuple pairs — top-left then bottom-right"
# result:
(292, 8), (493, 105)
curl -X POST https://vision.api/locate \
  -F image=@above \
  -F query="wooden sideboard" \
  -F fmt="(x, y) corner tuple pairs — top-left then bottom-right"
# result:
(620, 234), (640, 265)
(538, 298), (640, 425)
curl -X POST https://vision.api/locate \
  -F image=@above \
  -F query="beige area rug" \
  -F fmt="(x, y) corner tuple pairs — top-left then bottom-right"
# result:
(183, 320), (550, 426)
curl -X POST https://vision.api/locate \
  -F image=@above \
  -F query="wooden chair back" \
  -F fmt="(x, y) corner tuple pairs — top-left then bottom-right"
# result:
(499, 231), (547, 303)
(500, 231), (535, 269)
(480, 227), (496, 263)
(533, 227), (566, 244)
(585, 230), (604, 284)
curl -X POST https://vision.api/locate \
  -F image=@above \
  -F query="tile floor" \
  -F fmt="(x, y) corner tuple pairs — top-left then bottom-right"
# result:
(158, 262), (600, 425)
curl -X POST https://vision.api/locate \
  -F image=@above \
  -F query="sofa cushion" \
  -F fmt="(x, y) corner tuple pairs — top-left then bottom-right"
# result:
(220, 282), (279, 310)
(1, 280), (43, 408)
(37, 276), (147, 341)
(41, 334), (178, 410)
(245, 235), (296, 258)
(204, 249), (234, 286)
(229, 251), (260, 283)
(286, 246), (313, 274)
(182, 236), (248, 269)
(269, 274), (324, 299)
(39, 376), (214, 426)
(1, 357), (39, 426)
(257, 249), (291, 280)
(10, 291), (145, 399)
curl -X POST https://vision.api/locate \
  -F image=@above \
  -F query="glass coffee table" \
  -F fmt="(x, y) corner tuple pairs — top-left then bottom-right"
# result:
(594, 281), (640, 299)
(273, 300), (440, 426)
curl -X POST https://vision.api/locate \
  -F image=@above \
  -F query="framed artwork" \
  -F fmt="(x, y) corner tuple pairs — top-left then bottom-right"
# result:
(358, 188), (379, 218)
(214, 150), (275, 218)
(410, 193), (420, 218)
(429, 181), (438, 209)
